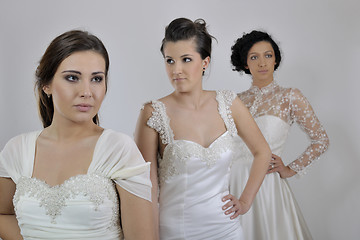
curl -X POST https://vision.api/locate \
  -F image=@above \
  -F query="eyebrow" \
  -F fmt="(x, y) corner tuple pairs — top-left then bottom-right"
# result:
(62, 70), (81, 74)
(181, 54), (193, 57)
(61, 70), (105, 75)
(165, 54), (194, 58)
(249, 50), (274, 55)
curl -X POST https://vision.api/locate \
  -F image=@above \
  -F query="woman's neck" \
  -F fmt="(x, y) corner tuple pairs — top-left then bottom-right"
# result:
(171, 88), (208, 110)
(44, 120), (101, 142)
(252, 78), (274, 89)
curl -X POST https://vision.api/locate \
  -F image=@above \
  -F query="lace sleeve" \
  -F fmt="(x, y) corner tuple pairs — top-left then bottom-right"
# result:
(288, 88), (329, 176)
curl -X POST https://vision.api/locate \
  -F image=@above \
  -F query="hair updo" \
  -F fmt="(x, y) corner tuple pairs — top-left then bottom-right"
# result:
(231, 30), (281, 74)
(160, 18), (215, 60)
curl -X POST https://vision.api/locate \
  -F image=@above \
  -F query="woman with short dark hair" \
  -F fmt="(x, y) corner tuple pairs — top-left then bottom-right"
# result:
(230, 30), (329, 240)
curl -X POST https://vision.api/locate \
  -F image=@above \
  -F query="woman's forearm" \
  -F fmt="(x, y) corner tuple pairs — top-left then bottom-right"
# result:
(0, 214), (23, 240)
(239, 150), (270, 207)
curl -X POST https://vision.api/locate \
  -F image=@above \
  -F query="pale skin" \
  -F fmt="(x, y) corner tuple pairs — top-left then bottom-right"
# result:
(134, 38), (271, 233)
(0, 50), (155, 240)
(245, 40), (296, 178)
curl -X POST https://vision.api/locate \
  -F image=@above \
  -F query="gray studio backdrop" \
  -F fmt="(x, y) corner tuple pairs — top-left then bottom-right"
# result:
(0, 0), (359, 239)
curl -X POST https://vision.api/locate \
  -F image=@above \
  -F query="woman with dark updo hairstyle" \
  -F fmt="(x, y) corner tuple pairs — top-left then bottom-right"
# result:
(135, 18), (271, 239)
(0, 30), (155, 240)
(230, 30), (329, 240)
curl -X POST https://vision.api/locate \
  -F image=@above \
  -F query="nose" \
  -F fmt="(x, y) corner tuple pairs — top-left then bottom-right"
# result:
(80, 81), (92, 98)
(172, 62), (182, 75)
(258, 57), (266, 67)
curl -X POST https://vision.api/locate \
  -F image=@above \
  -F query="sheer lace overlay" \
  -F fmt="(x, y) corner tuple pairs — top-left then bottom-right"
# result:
(146, 90), (239, 185)
(238, 81), (329, 175)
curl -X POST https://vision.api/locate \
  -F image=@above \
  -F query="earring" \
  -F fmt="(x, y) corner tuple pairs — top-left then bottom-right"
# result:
(202, 67), (205, 76)
(47, 94), (51, 98)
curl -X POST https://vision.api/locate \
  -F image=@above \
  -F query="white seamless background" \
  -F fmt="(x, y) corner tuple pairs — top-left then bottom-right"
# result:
(0, 0), (359, 239)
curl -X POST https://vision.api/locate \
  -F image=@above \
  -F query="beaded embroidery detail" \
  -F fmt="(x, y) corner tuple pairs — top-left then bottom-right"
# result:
(13, 173), (120, 228)
(216, 90), (238, 137)
(238, 81), (329, 175)
(146, 100), (174, 145)
(158, 133), (238, 185)
(146, 91), (239, 185)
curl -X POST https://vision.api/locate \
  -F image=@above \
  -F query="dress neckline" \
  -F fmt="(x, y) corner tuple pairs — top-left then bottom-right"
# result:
(156, 91), (228, 149)
(29, 129), (109, 187)
(172, 131), (229, 149)
(250, 80), (279, 95)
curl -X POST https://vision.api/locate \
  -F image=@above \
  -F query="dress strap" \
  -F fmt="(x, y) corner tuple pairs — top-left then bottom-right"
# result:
(215, 90), (238, 136)
(145, 100), (174, 145)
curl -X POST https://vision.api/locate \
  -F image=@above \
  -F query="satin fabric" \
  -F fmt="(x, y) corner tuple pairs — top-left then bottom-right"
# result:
(230, 116), (312, 240)
(147, 91), (244, 240)
(159, 133), (244, 240)
(0, 129), (152, 240)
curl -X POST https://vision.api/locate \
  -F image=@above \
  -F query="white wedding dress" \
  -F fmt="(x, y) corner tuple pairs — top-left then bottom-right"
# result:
(0, 129), (152, 240)
(230, 81), (329, 240)
(146, 90), (244, 240)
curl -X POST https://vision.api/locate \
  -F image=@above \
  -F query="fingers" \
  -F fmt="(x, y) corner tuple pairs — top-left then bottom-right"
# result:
(222, 194), (232, 202)
(268, 156), (277, 172)
(225, 206), (240, 219)
(222, 195), (241, 219)
(222, 195), (234, 210)
(230, 209), (241, 219)
(267, 166), (278, 174)
(268, 153), (285, 174)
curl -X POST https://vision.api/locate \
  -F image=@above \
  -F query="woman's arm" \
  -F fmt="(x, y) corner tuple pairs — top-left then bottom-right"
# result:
(230, 97), (271, 214)
(0, 177), (23, 240)
(117, 185), (156, 240)
(134, 104), (160, 239)
(287, 88), (329, 176)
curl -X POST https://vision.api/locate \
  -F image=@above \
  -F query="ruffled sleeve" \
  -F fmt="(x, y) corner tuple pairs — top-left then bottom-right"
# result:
(91, 129), (152, 202)
(0, 132), (39, 183)
(288, 88), (330, 176)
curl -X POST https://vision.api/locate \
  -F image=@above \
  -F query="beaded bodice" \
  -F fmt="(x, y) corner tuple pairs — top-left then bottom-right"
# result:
(14, 173), (120, 226)
(0, 129), (152, 239)
(145, 91), (245, 239)
(239, 81), (329, 175)
(146, 90), (240, 185)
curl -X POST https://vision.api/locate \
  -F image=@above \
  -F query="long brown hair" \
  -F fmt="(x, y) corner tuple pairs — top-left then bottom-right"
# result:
(35, 30), (109, 128)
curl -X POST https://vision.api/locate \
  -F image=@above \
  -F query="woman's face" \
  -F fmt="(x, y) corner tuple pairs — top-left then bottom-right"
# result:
(43, 50), (106, 125)
(246, 41), (276, 86)
(163, 39), (209, 93)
